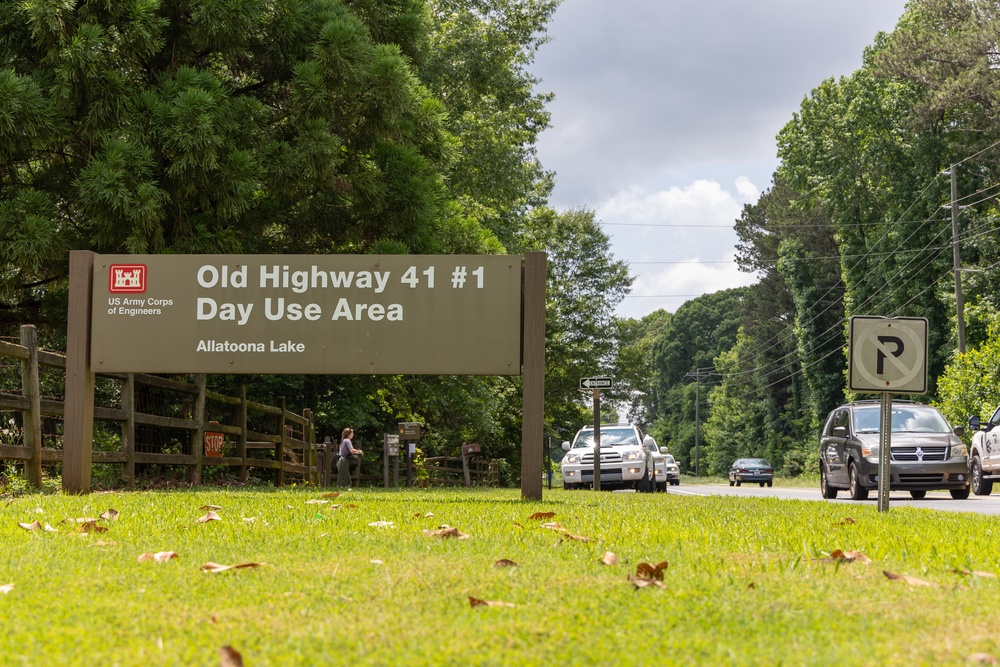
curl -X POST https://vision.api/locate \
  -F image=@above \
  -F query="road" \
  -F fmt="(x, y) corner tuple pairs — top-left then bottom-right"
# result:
(667, 483), (1000, 515)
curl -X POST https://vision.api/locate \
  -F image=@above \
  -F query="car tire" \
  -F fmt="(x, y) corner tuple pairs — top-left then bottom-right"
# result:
(848, 463), (868, 501)
(759, 482), (765, 487)
(672, 480), (679, 486)
(735, 481), (741, 487)
(951, 487), (971, 500)
(909, 490), (926, 500)
(820, 465), (838, 499)
(729, 480), (734, 486)
(972, 457), (993, 496)
(766, 481), (772, 488)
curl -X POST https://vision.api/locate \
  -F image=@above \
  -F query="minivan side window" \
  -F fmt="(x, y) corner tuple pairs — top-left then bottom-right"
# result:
(829, 409), (849, 435)
(991, 406), (1000, 426)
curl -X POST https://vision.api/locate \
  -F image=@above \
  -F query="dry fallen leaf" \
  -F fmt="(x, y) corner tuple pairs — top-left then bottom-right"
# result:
(601, 552), (619, 566)
(242, 517), (258, 524)
(636, 562), (669, 581)
(43, 523), (57, 533)
(0, 583), (13, 594)
(305, 499), (328, 505)
(138, 551), (178, 563)
(968, 653), (998, 665)
(219, 645), (244, 667)
(92, 540), (116, 547)
(368, 521), (394, 528)
(628, 574), (666, 589)
(468, 596), (515, 608)
(18, 521), (40, 531)
(200, 562), (265, 573)
(321, 492), (340, 499)
(883, 570), (938, 587)
(197, 511), (222, 524)
(839, 517), (856, 525)
(100, 509), (119, 521)
(952, 568), (998, 579)
(540, 521), (567, 533)
(422, 526), (469, 539)
(370, 559), (384, 565)
(199, 505), (223, 511)
(564, 533), (590, 542)
(75, 521), (108, 534)
(810, 549), (872, 565)
(493, 559), (518, 568)
(345, 504), (358, 509)
(34, 508), (44, 514)
(747, 582), (756, 590)
(528, 511), (556, 520)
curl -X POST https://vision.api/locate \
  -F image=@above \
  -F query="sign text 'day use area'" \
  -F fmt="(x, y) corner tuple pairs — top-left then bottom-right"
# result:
(848, 316), (928, 394)
(91, 255), (522, 375)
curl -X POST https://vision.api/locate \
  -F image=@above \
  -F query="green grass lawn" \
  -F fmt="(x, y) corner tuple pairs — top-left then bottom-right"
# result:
(2, 486), (998, 666)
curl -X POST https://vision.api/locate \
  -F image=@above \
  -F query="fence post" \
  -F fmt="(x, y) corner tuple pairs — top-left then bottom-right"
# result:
(19, 325), (42, 488)
(190, 374), (206, 485)
(122, 374), (135, 487)
(304, 408), (316, 484)
(238, 385), (248, 483)
(275, 396), (286, 487)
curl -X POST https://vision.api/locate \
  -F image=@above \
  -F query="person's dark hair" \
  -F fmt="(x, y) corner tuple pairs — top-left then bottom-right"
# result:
(341, 427), (353, 440)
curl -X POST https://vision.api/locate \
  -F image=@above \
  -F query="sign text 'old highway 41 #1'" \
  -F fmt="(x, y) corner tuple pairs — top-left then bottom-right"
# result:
(848, 316), (928, 395)
(579, 377), (613, 390)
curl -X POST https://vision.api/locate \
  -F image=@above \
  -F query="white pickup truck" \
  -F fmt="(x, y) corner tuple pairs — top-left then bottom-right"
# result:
(969, 405), (1000, 495)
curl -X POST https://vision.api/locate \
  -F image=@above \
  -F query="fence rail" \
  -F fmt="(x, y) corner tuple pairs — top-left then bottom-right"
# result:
(0, 325), (317, 488)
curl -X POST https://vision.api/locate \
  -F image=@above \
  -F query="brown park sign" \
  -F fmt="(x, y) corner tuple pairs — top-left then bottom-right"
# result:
(90, 254), (522, 375)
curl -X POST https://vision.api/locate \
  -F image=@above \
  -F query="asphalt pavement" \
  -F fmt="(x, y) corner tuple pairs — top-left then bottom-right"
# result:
(667, 483), (1000, 515)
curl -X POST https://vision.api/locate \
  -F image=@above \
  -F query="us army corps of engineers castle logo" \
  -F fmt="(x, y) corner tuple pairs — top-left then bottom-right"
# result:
(108, 265), (146, 293)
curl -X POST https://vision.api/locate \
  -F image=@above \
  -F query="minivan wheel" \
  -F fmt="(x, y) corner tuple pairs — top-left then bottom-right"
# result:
(821, 465), (839, 499)
(972, 457), (993, 496)
(951, 487), (971, 500)
(729, 480), (734, 487)
(848, 463), (869, 501)
(909, 490), (926, 500)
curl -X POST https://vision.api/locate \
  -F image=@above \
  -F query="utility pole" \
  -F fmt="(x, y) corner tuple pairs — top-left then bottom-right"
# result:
(685, 369), (711, 477)
(949, 165), (967, 354)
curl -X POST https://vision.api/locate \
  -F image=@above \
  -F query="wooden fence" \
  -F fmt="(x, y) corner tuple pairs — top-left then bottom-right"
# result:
(317, 447), (499, 488)
(0, 325), (317, 488)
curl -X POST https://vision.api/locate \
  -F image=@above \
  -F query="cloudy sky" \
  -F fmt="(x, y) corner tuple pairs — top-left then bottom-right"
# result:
(531, 0), (910, 319)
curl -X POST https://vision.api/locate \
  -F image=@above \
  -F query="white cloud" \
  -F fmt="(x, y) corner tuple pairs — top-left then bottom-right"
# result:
(618, 257), (760, 320)
(592, 178), (765, 318)
(597, 180), (744, 227)
(735, 177), (759, 203)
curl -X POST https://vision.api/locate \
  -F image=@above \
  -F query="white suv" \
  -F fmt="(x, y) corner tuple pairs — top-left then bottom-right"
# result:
(560, 423), (660, 491)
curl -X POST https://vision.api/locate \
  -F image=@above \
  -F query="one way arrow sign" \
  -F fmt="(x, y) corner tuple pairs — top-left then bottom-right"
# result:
(580, 376), (614, 390)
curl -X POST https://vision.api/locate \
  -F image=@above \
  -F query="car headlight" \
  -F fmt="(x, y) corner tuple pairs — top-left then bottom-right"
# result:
(951, 444), (968, 458)
(564, 454), (579, 464)
(862, 444), (879, 459)
(667, 466), (678, 472)
(625, 451), (640, 461)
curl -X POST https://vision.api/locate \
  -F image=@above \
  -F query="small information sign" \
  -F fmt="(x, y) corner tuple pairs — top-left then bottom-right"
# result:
(398, 422), (421, 440)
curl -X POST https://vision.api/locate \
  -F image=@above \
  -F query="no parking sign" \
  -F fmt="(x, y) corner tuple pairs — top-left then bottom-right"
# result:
(848, 316), (928, 395)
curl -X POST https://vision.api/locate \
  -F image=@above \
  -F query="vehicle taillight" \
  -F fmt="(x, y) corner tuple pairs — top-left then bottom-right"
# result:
(764, 469), (773, 474)
(739, 468), (749, 473)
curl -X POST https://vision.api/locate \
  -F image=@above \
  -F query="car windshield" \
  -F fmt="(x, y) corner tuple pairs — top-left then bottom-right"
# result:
(663, 455), (675, 464)
(852, 406), (951, 434)
(746, 459), (770, 467)
(572, 427), (637, 448)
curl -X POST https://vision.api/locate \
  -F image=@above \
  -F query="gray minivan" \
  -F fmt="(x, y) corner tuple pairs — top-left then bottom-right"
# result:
(819, 400), (969, 500)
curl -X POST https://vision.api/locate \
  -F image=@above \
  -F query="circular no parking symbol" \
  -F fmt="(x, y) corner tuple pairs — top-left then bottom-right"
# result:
(848, 316), (928, 394)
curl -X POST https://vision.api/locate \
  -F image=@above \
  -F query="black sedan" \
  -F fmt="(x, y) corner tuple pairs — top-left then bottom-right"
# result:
(728, 458), (774, 487)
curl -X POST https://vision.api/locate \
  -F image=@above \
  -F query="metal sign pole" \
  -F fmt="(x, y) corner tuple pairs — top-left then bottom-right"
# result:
(878, 392), (893, 512)
(593, 389), (601, 491)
